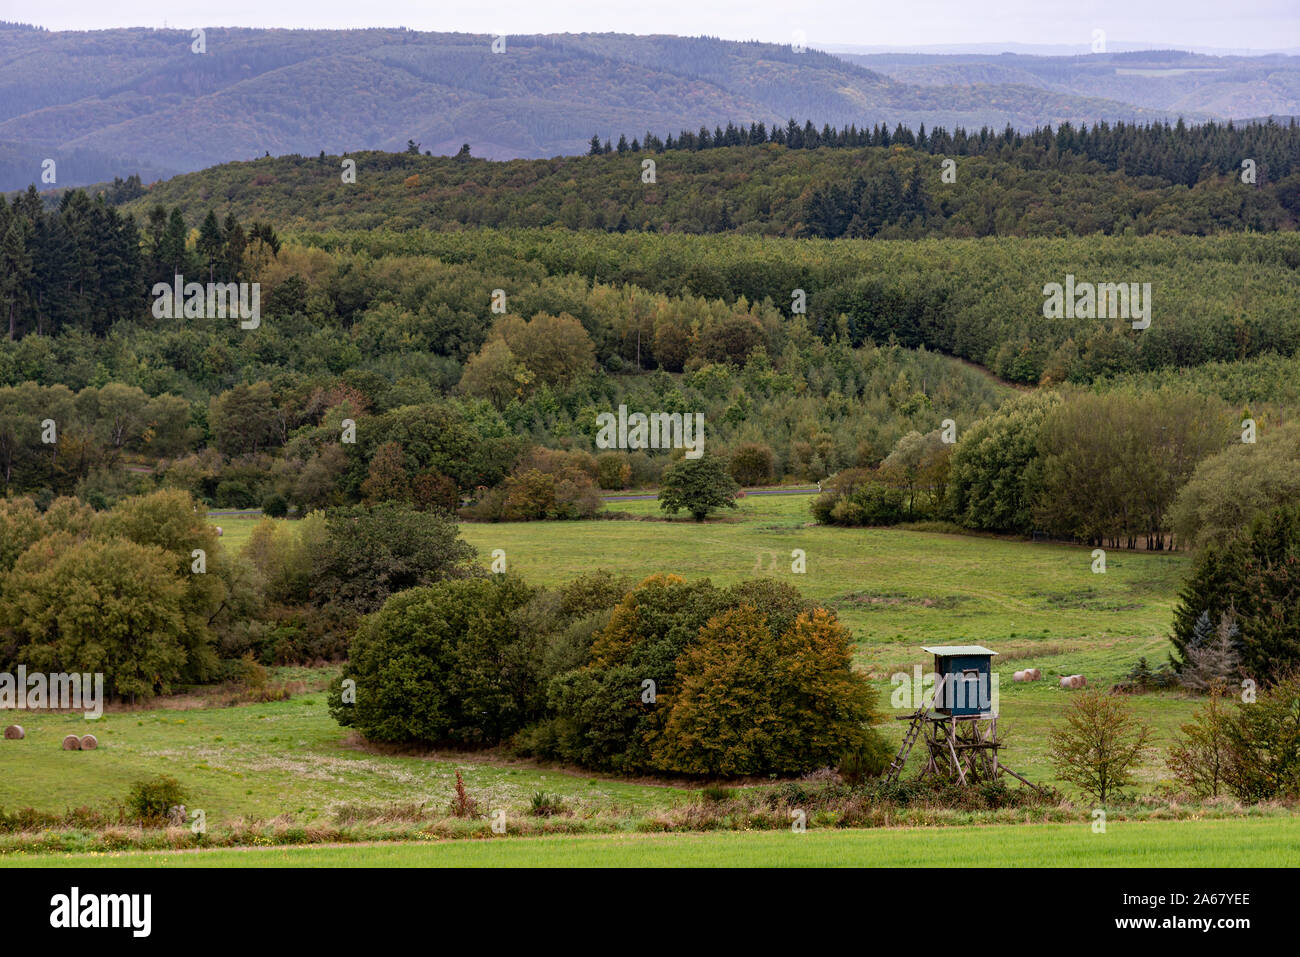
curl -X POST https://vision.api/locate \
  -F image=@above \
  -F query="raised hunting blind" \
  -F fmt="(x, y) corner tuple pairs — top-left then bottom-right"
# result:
(884, 644), (1041, 792)
(927, 645), (996, 716)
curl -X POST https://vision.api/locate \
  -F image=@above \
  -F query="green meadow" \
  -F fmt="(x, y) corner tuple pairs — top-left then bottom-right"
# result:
(195, 494), (1200, 796)
(0, 495), (1232, 864)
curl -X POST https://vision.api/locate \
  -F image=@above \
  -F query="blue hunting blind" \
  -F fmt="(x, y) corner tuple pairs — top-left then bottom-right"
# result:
(924, 645), (997, 716)
(884, 643), (1042, 794)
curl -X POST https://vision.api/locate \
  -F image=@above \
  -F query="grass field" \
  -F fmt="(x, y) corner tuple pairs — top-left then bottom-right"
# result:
(0, 496), (1232, 863)
(457, 493), (1187, 679)
(0, 695), (687, 828)
(187, 495), (1202, 800)
(8, 817), (1296, 867)
(456, 493), (1200, 786)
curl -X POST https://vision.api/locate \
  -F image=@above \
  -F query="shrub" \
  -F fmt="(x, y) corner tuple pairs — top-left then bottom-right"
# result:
(1221, 670), (1300, 801)
(595, 452), (632, 490)
(215, 480), (257, 509)
(1047, 689), (1153, 804)
(651, 607), (885, 776)
(261, 492), (289, 517)
(811, 469), (907, 527)
(1167, 690), (1232, 798)
(837, 736), (894, 785)
(729, 442), (775, 486)
(126, 775), (188, 824)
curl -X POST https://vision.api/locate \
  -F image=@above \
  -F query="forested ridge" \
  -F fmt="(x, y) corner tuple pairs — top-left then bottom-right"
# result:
(111, 118), (1300, 239)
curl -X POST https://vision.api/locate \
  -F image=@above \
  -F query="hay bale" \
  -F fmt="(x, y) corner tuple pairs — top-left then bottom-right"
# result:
(215, 526), (223, 536)
(1059, 676), (1072, 689)
(1013, 670), (1028, 682)
(61, 734), (82, 750)
(3, 725), (24, 739)
(1027, 668), (1042, 681)
(79, 733), (98, 750)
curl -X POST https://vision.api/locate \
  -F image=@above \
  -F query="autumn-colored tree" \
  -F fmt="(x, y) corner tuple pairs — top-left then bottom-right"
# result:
(0, 537), (187, 701)
(651, 606), (881, 775)
(411, 469), (460, 512)
(360, 441), (410, 504)
(496, 312), (595, 388)
(458, 337), (531, 409)
(595, 452), (632, 490)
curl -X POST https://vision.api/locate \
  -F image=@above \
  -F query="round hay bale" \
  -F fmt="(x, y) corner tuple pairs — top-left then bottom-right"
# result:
(79, 733), (98, 750)
(62, 734), (82, 750)
(3, 725), (24, 739)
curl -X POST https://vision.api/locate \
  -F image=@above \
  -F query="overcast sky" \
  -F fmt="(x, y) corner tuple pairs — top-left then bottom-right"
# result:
(9, 0), (1299, 52)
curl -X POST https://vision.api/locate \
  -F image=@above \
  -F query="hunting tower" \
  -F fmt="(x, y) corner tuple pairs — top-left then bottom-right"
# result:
(884, 644), (1038, 791)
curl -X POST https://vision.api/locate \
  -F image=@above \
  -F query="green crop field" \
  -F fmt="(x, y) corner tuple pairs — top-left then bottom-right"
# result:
(8, 817), (1296, 868)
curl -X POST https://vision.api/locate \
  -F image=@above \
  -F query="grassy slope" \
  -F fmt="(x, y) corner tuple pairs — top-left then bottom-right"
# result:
(457, 494), (1193, 785)
(199, 494), (1196, 793)
(0, 495), (1255, 861)
(9, 818), (1297, 868)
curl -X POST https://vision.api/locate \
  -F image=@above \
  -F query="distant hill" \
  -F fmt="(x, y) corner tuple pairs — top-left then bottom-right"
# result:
(836, 50), (1300, 118)
(0, 26), (1202, 190)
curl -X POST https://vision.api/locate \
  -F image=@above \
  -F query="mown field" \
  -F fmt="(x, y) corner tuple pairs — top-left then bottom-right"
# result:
(0, 694), (687, 829)
(8, 817), (1297, 868)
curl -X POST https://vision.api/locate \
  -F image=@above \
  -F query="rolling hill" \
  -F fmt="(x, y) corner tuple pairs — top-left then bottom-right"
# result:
(1, 24), (1209, 190)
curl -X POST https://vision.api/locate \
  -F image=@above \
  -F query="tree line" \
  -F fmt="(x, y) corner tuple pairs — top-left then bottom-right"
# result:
(0, 186), (278, 341)
(591, 116), (1300, 186)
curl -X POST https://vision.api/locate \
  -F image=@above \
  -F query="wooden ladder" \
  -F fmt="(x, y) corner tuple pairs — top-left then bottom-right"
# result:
(884, 709), (926, 784)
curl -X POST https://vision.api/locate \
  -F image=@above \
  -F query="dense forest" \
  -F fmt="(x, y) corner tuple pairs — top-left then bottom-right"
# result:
(2, 104), (1300, 703)
(3, 174), (1299, 556)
